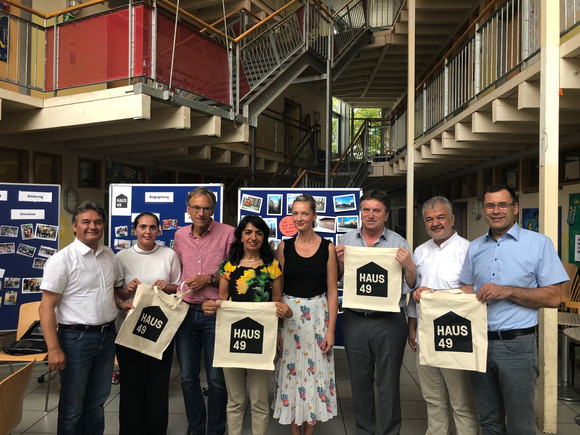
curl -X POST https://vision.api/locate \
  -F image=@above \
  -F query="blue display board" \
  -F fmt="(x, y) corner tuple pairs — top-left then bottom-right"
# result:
(109, 184), (224, 253)
(0, 183), (60, 331)
(238, 187), (362, 347)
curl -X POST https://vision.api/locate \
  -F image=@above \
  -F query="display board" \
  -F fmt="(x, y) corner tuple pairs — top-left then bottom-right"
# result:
(0, 183), (60, 331)
(238, 187), (362, 347)
(109, 184), (224, 253)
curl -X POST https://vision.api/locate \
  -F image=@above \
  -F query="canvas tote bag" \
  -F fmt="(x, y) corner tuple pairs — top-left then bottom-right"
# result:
(213, 301), (277, 370)
(418, 289), (488, 373)
(115, 283), (189, 360)
(342, 246), (402, 312)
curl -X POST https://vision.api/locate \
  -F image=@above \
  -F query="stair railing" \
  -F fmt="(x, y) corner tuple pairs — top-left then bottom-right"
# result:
(291, 119), (371, 188)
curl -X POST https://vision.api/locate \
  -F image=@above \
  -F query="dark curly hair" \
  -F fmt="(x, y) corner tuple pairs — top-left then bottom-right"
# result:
(228, 215), (274, 265)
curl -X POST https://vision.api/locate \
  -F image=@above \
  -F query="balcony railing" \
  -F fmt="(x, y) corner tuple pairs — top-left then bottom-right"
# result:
(0, 0), (368, 120)
(388, 0), (580, 156)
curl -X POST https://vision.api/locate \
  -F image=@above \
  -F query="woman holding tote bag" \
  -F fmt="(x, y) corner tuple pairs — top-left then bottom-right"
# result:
(114, 212), (181, 435)
(272, 194), (339, 435)
(203, 215), (291, 435)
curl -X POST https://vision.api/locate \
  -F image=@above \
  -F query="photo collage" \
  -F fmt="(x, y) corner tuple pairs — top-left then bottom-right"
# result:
(239, 189), (361, 251)
(0, 185), (59, 313)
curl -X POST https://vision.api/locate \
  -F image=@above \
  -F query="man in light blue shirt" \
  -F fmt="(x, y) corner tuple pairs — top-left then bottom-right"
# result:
(460, 184), (568, 435)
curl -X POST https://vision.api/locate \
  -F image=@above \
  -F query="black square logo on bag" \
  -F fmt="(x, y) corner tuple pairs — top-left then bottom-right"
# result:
(116, 194), (128, 208)
(230, 317), (263, 354)
(132, 306), (167, 342)
(433, 311), (472, 353)
(356, 262), (388, 297)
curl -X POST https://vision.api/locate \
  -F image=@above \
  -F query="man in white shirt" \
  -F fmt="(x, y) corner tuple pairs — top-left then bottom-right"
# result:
(407, 196), (479, 435)
(39, 202), (117, 435)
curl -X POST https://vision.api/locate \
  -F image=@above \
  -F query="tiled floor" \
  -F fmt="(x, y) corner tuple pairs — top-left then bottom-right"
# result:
(3, 346), (580, 434)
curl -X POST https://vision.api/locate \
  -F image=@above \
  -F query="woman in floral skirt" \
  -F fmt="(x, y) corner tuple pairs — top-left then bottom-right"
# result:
(273, 194), (339, 435)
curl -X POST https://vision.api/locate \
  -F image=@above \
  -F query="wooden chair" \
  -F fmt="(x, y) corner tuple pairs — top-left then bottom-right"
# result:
(0, 301), (52, 410)
(561, 263), (580, 313)
(0, 360), (35, 435)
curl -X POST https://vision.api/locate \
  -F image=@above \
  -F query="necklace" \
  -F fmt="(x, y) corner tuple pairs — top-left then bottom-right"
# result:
(242, 257), (261, 262)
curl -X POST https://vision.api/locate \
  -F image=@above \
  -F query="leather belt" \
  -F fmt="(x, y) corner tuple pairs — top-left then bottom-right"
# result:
(58, 321), (116, 333)
(346, 308), (390, 319)
(184, 301), (204, 311)
(487, 326), (536, 340)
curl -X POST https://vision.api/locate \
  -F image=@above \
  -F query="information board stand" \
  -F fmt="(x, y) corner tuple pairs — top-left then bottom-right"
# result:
(109, 184), (224, 253)
(0, 183), (60, 331)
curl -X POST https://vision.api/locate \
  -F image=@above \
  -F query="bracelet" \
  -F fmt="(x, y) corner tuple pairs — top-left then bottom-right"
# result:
(116, 300), (125, 309)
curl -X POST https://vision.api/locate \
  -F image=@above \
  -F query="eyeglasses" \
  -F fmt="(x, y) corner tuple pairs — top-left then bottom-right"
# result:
(188, 205), (213, 214)
(483, 202), (515, 211)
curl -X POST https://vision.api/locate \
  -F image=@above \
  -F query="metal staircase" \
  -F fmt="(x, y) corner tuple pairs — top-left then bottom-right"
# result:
(288, 119), (373, 189)
(226, 0), (369, 122)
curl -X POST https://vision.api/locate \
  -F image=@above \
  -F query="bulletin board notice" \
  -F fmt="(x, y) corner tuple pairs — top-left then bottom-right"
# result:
(0, 183), (60, 331)
(109, 184), (224, 254)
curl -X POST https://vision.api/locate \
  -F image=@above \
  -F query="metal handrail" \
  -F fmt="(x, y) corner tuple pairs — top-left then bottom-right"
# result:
(271, 123), (319, 179)
(292, 169), (326, 187)
(233, 0), (300, 43)
(200, 7), (263, 35)
(414, 0), (501, 93)
(330, 119), (367, 177)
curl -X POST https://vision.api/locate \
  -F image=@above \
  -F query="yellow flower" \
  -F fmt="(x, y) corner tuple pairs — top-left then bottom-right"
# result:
(243, 268), (256, 280)
(266, 262), (281, 278)
(236, 269), (255, 295)
(236, 276), (248, 294)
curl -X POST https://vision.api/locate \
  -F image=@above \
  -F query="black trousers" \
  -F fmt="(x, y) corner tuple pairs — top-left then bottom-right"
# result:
(116, 341), (174, 435)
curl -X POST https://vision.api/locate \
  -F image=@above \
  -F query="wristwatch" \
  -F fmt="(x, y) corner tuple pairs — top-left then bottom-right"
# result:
(210, 274), (216, 284)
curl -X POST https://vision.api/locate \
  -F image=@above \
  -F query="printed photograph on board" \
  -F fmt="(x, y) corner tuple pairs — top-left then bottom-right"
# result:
(17, 243), (36, 258)
(34, 224), (58, 241)
(267, 194), (283, 216)
(38, 245), (57, 258)
(21, 223), (34, 239)
(240, 193), (263, 214)
(0, 242), (15, 254)
(286, 193), (302, 214)
(0, 225), (18, 237)
(315, 216), (336, 233)
(333, 193), (357, 212)
(313, 195), (326, 213)
(337, 215), (359, 232)
(22, 277), (42, 293)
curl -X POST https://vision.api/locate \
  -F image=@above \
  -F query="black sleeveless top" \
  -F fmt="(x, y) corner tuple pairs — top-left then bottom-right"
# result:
(283, 237), (329, 298)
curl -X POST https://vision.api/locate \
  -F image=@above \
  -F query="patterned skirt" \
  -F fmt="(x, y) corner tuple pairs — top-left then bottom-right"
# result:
(272, 294), (338, 425)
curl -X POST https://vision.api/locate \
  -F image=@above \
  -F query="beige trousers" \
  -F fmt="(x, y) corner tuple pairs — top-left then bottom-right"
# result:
(223, 367), (272, 435)
(416, 345), (480, 435)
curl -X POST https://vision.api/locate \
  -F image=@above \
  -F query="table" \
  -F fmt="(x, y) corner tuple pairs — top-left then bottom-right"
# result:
(558, 312), (580, 401)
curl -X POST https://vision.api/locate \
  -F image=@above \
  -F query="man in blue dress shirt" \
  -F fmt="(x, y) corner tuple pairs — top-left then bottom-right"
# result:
(460, 184), (568, 435)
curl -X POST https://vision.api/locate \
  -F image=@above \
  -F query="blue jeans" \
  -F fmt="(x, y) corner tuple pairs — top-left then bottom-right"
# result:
(57, 328), (116, 435)
(176, 307), (227, 435)
(470, 332), (539, 435)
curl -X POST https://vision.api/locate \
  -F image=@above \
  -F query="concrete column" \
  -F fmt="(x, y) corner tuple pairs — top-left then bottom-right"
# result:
(406, 0), (415, 247)
(537, 0), (559, 432)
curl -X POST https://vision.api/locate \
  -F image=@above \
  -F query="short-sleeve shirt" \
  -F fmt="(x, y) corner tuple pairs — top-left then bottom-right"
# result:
(41, 238), (117, 325)
(219, 259), (282, 302)
(407, 232), (470, 319)
(173, 219), (235, 303)
(460, 223), (569, 330)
